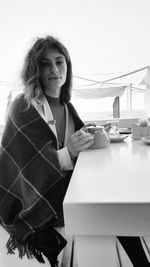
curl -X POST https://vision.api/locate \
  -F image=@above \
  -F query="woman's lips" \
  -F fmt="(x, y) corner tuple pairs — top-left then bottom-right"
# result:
(48, 77), (61, 80)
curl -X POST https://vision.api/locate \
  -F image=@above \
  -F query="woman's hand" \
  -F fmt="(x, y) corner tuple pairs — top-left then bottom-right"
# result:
(81, 122), (97, 132)
(67, 129), (94, 159)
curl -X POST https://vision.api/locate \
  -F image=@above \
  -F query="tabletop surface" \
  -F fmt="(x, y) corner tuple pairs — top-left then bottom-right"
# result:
(64, 136), (150, 204)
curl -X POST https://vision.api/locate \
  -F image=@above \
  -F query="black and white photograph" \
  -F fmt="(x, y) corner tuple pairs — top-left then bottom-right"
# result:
(0, 0), (150, 266)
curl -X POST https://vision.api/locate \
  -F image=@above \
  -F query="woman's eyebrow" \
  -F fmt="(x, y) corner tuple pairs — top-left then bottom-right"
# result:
(41, 56), (65, 61)
(41, 58), (50, 61)
(56, 56), (65, 59)
(55, 56), (65, 61)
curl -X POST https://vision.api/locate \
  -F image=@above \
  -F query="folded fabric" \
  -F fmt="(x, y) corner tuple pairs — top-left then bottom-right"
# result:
(0, 94), (67, 266)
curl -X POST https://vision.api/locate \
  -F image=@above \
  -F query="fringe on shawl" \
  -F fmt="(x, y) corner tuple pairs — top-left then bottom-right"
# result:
(6, 227), (67, 267)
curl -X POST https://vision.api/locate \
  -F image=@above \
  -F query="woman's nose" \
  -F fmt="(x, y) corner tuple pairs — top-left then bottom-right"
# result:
(51, 64), (58, 74)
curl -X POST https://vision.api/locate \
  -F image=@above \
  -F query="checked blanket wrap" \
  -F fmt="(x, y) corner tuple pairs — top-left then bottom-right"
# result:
(0, 94), (73, 266)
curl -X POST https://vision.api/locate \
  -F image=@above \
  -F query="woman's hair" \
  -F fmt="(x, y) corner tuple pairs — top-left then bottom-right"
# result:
(21, 35), (72, 107)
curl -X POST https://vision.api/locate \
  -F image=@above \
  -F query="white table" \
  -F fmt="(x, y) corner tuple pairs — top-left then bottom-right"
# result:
(63, 137), (150, 266)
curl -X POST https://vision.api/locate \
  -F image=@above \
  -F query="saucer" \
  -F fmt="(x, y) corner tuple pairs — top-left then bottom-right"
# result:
(143, 137), (150, 145)
(119, 128), (131, 134)
(110, 134), (128, 143)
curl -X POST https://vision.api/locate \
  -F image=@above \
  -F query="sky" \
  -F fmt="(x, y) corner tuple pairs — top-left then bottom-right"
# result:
(0, 0), (150, 85)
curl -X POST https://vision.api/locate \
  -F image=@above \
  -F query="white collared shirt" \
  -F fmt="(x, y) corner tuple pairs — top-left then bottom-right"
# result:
(32, 95), (75, 171)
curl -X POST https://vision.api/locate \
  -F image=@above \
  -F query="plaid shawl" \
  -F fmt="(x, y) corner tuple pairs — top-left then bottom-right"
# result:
(0, 94), (83, 266)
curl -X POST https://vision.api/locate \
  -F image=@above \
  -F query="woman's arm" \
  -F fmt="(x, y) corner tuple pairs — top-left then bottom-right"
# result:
(57, 129), (94, 171)
(57, 147), (74, 170)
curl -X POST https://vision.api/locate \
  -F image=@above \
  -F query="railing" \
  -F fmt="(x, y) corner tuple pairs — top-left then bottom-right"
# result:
(0, 74), (147, 126)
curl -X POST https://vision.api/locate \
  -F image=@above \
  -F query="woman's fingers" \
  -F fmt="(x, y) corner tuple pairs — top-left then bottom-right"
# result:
(82, 122), (97, 130)
(80, 140), (94, 151)
(75, 130), (94, 149)
(76, 129), (92, 139)
(68, 129), (94, 158)
(78, 134), (94, 145)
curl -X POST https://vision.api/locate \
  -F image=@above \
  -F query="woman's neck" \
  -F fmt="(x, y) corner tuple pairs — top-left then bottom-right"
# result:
(45, 95), (60, 103)
(44, 88), (61, 98)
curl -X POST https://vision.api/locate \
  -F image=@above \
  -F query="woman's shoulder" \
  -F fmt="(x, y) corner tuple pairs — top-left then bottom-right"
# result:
(66, 102), (80, 117)
(66, 101), (76, 112)
(7, 93), (28, 118)
(66, 101), (84, 128)
(10, 93), (27, 110)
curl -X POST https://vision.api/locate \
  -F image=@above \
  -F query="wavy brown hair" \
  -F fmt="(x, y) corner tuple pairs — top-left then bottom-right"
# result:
(21, 35), (72, 107)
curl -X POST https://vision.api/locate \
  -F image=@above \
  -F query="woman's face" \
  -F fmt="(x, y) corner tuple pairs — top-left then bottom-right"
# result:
(40, 48), (67, 97)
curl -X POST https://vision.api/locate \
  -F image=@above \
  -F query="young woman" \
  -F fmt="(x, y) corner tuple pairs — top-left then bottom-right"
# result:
(0, 35), (149, 267)
(0, 36), (94, 267)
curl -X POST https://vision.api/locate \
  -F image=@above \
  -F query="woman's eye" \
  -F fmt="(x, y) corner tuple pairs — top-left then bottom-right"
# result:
(56, 61), (64, 65)
(40, 62), (50, 67)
